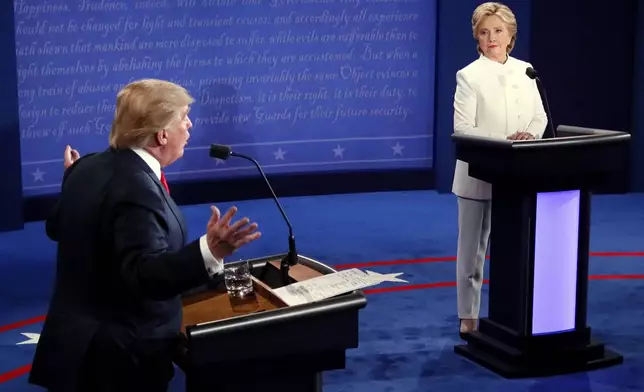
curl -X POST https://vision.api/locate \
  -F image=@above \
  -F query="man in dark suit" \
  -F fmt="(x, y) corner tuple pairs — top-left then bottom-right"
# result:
(29, 79), (261, 392)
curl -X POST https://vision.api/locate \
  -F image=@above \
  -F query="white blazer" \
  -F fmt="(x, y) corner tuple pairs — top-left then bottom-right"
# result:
(451, 55), (547, 200)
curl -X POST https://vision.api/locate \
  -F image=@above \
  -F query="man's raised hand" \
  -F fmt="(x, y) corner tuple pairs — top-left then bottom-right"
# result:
(206, 206), (261, 259)
(64, 145), (80, 170)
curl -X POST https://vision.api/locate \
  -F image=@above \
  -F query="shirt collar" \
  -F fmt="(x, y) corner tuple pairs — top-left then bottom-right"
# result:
(131, 148), (161, 180)
(479, 54), (513, 70)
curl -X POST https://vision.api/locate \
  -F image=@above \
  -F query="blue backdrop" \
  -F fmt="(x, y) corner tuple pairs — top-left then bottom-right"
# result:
(2, 0), (643, 231)
(14, 0), (436, 197)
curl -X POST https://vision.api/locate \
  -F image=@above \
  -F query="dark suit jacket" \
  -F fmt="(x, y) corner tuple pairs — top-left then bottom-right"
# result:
(29, 148), (211, 392)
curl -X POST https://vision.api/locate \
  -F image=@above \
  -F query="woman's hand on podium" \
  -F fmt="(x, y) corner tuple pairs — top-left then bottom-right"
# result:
(507, 132), (535, 141)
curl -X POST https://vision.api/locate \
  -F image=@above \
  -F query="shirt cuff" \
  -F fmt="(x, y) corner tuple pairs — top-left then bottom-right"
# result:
(199, 235), (224, 277)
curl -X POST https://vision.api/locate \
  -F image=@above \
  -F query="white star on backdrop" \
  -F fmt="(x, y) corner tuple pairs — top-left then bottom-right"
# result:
(16, 332), (40, 345)
(391, 142), (405, 156)
(273, 148), (287, 160)
(332, 145), (345, 158)
(215, 158), (225, 166)
(32, 168), (45, 182)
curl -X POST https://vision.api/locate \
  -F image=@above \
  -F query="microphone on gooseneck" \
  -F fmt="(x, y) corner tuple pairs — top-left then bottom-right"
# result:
(526, 66), (557, 139)
(209, 144), (298, 287)
(209, 144), (233, 160)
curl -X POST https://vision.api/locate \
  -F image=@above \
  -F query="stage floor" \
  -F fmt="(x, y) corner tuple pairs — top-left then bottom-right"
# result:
(1, 190), (643, 391)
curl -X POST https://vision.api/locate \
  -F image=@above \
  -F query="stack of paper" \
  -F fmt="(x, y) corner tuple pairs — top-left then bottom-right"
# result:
(272, 268), (407, 306)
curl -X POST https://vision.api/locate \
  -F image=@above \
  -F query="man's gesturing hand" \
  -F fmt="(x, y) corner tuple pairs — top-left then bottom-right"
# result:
(206, 206), (261, 259)
(64, 145), (80, 170)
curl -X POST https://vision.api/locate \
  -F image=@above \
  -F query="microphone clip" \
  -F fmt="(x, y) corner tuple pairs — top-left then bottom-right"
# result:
(280, 235), (298, 285)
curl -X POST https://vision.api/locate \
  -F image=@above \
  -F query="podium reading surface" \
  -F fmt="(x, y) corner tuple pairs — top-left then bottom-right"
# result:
(177, 254), (367, 392)
(451, 125), (630, 378)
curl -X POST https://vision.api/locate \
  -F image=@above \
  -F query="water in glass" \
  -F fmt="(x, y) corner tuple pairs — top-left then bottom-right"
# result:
(224, 260), (253, 298)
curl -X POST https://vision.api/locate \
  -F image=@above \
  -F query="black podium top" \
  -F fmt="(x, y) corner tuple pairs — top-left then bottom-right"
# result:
(452, 125), (630, 192)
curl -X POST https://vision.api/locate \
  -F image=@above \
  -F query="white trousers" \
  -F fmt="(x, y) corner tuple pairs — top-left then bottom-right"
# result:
(456, 196), (491, 319)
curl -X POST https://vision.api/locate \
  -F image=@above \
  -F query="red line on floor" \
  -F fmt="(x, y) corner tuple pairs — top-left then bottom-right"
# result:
(590, 274), (644, 280)
(336, 251), (644, 270)
(364, 274), (644, 295)
(336, 256), (459, 269)
(364, 280), (459, 294)
(1, 256), (643, 384)
(0, 365), (31, 384)
(0, 315), (45, 334)
(591, 252), (644, 257)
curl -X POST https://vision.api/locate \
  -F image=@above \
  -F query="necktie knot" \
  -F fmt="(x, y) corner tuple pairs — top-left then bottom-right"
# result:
(160, 172), (170, 194)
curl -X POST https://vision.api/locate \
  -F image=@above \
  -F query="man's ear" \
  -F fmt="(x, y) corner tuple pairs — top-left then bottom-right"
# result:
(155, 130), (168, 146)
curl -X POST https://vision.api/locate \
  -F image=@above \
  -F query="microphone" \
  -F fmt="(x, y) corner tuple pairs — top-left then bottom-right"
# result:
(209, 144), (297, 286)
(526, 66), (557, 138)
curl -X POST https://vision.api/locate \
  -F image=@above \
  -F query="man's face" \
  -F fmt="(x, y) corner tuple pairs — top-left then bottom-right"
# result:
(158, 106), (192, 166)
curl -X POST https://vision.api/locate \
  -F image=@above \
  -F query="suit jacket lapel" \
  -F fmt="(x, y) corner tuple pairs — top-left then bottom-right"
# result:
(147, 170), (187, 245)
(118, 149), (187, 245)
(163, 190), (187, 245)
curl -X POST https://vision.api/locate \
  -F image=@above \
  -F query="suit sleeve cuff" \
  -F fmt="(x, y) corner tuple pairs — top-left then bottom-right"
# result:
(199, 235), (224, 277)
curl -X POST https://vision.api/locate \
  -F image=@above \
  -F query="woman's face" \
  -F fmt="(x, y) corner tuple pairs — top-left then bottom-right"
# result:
(477, 14), (511, 61)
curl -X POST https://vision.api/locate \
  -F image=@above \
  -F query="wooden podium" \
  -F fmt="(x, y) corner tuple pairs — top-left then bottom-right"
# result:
(176, 254), (367, 392)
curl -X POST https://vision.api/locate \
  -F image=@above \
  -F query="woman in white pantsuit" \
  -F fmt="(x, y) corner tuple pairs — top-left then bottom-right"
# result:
(453, 2), (547, 334)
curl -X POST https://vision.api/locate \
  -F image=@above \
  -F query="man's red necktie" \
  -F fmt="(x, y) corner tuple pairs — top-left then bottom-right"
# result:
(160, 172), (170, 194)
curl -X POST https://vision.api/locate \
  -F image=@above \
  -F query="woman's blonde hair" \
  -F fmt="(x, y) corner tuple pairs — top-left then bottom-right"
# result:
(472, 2), (518, 55)
(109, 79), (194, 149)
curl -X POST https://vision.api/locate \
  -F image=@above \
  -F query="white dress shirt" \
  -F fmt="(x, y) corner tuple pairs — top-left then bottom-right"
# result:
(451, 55), (547, 199)
(131, 148), (224, 277)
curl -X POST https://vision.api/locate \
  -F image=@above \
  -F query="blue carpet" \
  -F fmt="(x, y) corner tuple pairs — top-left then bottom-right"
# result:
(0, 190), (643, 391)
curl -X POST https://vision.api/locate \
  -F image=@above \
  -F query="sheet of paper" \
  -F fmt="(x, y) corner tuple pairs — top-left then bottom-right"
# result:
(272, 268), (407, 306)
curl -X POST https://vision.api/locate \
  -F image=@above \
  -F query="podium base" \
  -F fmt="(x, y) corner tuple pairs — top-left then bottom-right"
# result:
(184, 349), (342, 392)
(454, 331), (624, 378)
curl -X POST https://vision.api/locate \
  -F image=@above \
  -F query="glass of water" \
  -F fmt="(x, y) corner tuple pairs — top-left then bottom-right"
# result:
(224, 260), (254, 298)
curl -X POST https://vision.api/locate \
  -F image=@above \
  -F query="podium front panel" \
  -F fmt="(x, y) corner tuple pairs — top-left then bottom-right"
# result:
(532, 190), (580, 335)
